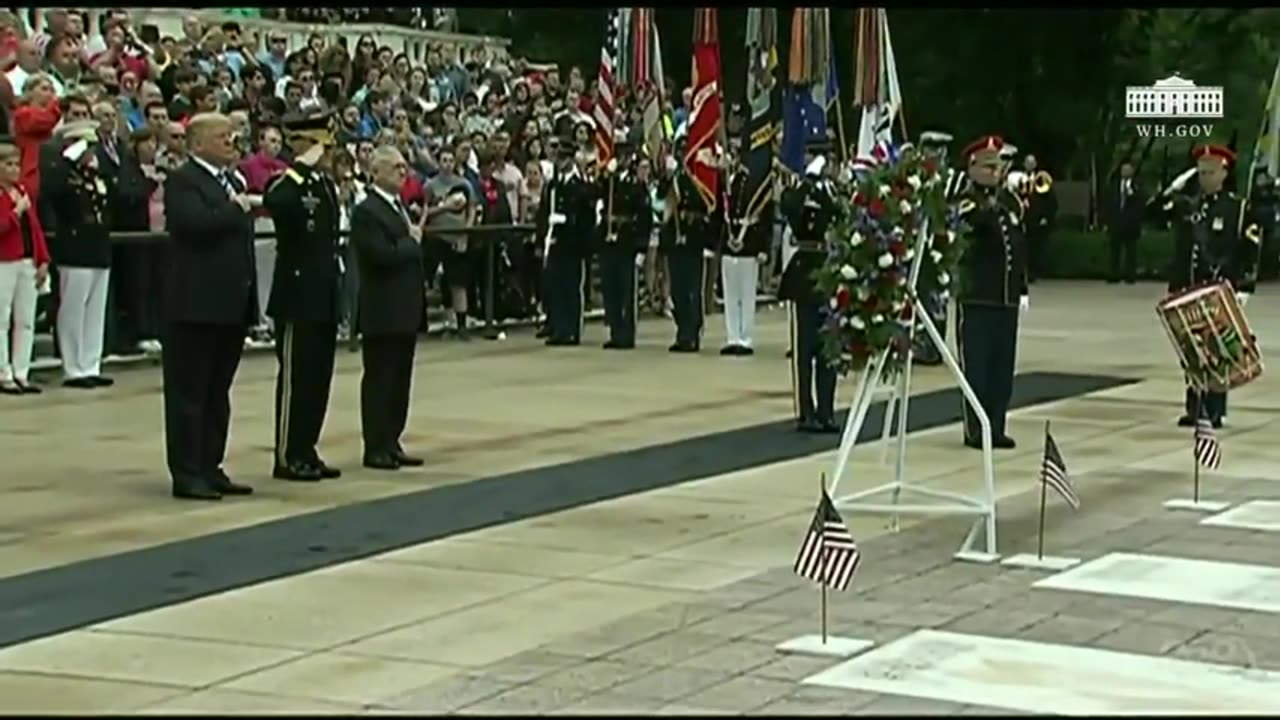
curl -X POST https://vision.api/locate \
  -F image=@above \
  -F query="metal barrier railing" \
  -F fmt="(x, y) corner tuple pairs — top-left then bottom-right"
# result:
(48, 223), (537, 346)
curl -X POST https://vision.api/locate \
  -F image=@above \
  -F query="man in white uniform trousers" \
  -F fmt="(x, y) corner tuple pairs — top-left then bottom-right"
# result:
(719, 153), (772, 355)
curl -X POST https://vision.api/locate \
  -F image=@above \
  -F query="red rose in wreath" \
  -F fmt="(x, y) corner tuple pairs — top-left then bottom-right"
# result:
(852, 191), (867, 206)
(923, 158), (938, 174)
(868, 197), (885, 217)
(836, 286), (851, 309)
(850, 341), (869, 358)
(890, 240), (906, 257)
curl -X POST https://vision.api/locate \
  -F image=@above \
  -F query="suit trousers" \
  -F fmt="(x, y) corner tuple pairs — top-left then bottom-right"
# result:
(360, 333), (416, 456)
(1108, 225), (1140, 282)
(599, 248), (637, 345)
(274, 321), (337, 467)
(544, 251), (584, 341)
(791, 300), (837, 422)
(668, 246), (704, 346)
(0, 259), (38, 383)
(162, 322), (247, 486)
(957, 302), (1019, 440)
(720, 255), (759, 348)
(57, 266), (111, 380)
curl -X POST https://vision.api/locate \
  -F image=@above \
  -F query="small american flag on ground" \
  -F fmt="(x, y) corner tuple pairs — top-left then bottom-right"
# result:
(1194, 419), (1223, 470)
(794, 489), (861, 591)
(1041, 429), (1079, 510)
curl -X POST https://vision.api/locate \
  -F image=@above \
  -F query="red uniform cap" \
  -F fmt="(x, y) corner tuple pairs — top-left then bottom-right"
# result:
(962, 135), (1005, 161)
(1194, 144), (1236, 166)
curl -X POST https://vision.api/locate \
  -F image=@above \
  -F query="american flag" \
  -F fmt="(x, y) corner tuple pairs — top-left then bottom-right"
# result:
(593, 8), (621, 165)
(794, 489), (861, 591)
(1041, 430), (1079, 510)
(1194, 419), (1223, 470)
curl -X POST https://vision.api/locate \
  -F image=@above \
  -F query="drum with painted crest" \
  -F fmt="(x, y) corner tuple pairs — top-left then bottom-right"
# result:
(1156, 281), (1263, 392)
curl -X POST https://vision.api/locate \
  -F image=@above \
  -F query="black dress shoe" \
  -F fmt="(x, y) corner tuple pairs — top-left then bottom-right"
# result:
(393, 451), (425, 467)
(210, 470), (254, 495)
(535, 326), (550, 339)
(172, 481), (221, 501)
(963, 436), (983, 449)
(740, 347), (755, 356)
(603, 340), (619, 349)
(90, 376), (115, 388)
(817, 419), (840, 434)
(669, 342), (697, 353)
(993, 435), (1017, 449)
(546, 337), (579, 347)
(719, 345), (739, 356)
(1211, 417), (1224, 430)
(17, 381), (41, 394)
(1177, 415), (1195, 428)
(0, 383), (21, 396)
(273, 461), (323, 482)
(797, 418), (822, 433)
(364, 453), (400, 470)
(311, 460), (342, 479)
(63, 377), (95, 389)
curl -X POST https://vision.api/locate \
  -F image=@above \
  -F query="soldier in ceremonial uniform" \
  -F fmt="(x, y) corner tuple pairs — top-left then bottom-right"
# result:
(662, 145), (717, 353)
(535, 143), (598, 346)
(597, 141), (652, 349)
(955, 135), (1029, 450)
(263, 112), (343, 481)
(913, 130), (955, 366)
(1020, 153), (1057, 282)
(779, 142), (839, 433)
(1165, 144), (1262, 428)
(720, 151), (771, 356)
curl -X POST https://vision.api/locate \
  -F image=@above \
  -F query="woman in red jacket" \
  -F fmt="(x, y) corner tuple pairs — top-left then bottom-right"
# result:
(0, 142), (49, 394)
(11, 72), (60, 204)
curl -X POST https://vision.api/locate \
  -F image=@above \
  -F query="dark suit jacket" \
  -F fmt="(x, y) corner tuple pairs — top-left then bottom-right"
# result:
(97, 140), (151, 231)
(1104, 176), (1146, 232)
(163, 160), (258, 326)
(351, 191), (425, 336)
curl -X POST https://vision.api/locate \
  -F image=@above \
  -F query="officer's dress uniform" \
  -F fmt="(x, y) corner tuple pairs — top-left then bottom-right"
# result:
(663, 171), (716, 352)
(720, 163), (771, 355)
(598, 156), (651, 349)
(536, 160), (597, 345)
(1023, 164), (1057, 282)
(956, 136), (1028, 450)
(263, 121), (342, 481)
(779, 162), (838, 433)
(1165, 144), (1262, 427)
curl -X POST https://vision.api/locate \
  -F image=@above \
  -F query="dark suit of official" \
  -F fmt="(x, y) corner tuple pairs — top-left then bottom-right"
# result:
(351, 189), (425, 461)
(162, 158), (258, 498)
(1104, 176), (1145, 283)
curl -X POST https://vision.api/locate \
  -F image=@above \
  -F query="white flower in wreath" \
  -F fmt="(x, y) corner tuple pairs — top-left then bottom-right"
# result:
(851, 315), (866, 330)
(840, 315), (851, 327)
(873, 313), (885, 324)
(879, 184), (891, 196)
(947, 230), (957, 244)
(840, 264), (857, 280)
(856, 286), (869, 300)
(931, 249), (944, 264)
(907, 174), (922, 190)
(897, 274), (907, 286)
(850, 232), (864, 247)
(829, 297), (839, 310)
(904, 248), (915, 262)
(899, 199), (912, 214)
(891, 226), (905, 237)
(877, 252), (894, 268)
(892, 300), (905, 312)
(938, 271), (951, 286)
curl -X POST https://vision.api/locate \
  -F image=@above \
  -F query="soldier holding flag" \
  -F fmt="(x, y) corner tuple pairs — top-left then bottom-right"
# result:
(662, 135), (715, 353)
(598, 140), (651, 349)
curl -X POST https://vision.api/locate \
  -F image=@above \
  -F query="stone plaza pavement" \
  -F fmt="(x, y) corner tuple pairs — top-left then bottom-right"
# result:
(2, 281), (1280, 714)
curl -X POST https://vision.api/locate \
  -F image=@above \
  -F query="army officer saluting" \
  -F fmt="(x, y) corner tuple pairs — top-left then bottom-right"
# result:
(263, 112), (343, 482)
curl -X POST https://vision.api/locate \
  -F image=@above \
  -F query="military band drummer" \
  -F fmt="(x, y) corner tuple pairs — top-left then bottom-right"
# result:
(955, 135), (1029, 450)
(1164, 143), (1262, 428)
(263, 112), (343, 481)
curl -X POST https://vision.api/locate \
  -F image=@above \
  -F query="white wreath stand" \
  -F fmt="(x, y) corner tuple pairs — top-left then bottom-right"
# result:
(830, 221), (1001, 563)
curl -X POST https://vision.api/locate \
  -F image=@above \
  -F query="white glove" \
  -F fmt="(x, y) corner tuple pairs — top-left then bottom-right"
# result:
(1019, 295), (1030, 311)
(664, 156), (678, 174)
(606, 158), (618, 174)
(549, 212), (567, 226)
(1169, 167), (1197, 193)
(702, 249), (715, 260)
(1237, 292), (1251, 307)
(634, 254), (645, 268)
(757, 253), (768, 264)
(62, 140), (89, 162)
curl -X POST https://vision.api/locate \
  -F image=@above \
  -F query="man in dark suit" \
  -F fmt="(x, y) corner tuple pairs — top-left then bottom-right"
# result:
(351, 146), (426, 470)
(263, 112), (343, 482)
(162, 112), (260, 501)
(1104, 160), (1146, 284)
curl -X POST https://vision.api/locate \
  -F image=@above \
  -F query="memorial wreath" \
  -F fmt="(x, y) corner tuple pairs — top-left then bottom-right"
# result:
(815, 145), (967, 377)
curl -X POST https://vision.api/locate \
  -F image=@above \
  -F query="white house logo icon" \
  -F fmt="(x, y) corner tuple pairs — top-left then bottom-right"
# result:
(1126, 75), (1225, 119)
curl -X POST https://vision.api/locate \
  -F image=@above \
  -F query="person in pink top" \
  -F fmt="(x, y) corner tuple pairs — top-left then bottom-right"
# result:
(238, 124), (287, 193)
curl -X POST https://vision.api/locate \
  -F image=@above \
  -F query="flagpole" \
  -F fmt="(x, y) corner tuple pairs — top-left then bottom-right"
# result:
(1037, 420), (1049, 561)
(819, 472), (829, 645)
(1193, 393), (1202, 504)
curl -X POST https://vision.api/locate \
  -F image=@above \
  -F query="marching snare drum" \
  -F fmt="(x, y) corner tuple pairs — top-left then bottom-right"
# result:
(1156, 281), (1263, 392)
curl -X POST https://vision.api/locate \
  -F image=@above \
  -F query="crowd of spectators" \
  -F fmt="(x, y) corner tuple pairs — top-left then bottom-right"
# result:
(0, 7), (709, 395)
